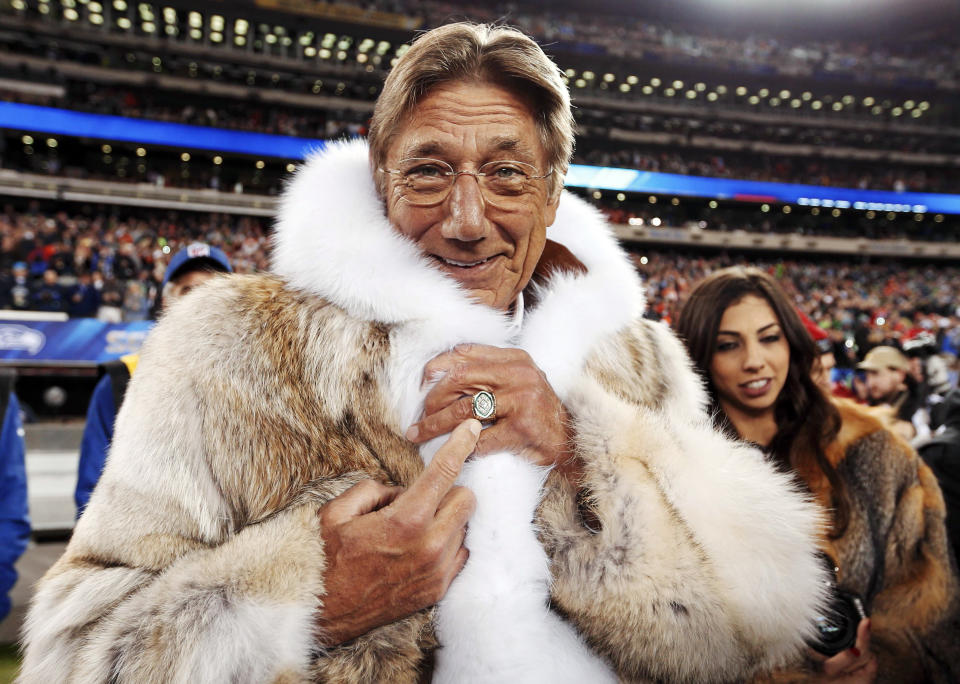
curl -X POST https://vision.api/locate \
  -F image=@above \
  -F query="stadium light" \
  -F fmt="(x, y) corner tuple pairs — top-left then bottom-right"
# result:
(21, 135), (33, 145)
(90, 13), (103, 24)
(64, 8), (79, 19)
(716, 85), (727, 94)
(779, 89), (790, 99)
(650, 77), (661, 87)
(235, 36), (246, 46)
(650, 217), (662, 226)
(564, 68), (576, 78)
(136, 147), (146, 156)
(707, 92), (718, 101)
(210, 14), (224, 31)
(642, 85), (653, 94)
(665, 88), (676, 97)
(761, 204), (769, 212)
(648, 196), (657, 203)
(357, 54), (368, 63)
(255, 160), (265, 169)
(188, 28), (201, 39)
(708, 200), (718, 209)
(113, 0), (126, 9)
(871, 106), (882, 115)
(617, 193), (626, 201)
(235, 19), (248, 35)
(210, 32), (223, 43)
(213, 156), (222, 165)
(863, 96), (875, 106)
(685, 90), (696, 99)
(188, 11), (201, 27)
(101, 143), (110, 153)
(866, 211), (875, 219)
(919, 101), (930, 110)
(735, 86), (747, 96)
(11, 0), (26, 9)
(832, 102), (843, 111)
(304, 46), (317, 57)
(671, 197), (680, 205)
(892, 107), (903, 116)
(180, 152), (190, 162)
(911, 109), (922, 118)
(626, 75), (638, 85)
(801, 91), (812, 101)
(790, 99), (801, 108)
(265, 34), (277, 44)
(783, 205), (792, 214)
(89, 1), (102, 11)
(904, 100), (915, 109)
(832, 209), (841, 217)
(319, 48), (331, 59)
(141, 20), (155, 31)
(38, 3), (49, 15)
(592, 191), (602, 199)
(769, 97), (780, 106)
(583, 71), (595, 80)
(842, 95), (854, 105)
(811, 101), (823, 110)
(603, 73), (615, 82)
(575, 78), (586, 88)
(619, 84), (630, 93)
(758, 88), (769, 97)
(695, 82), (706, 91)
(748, 95), (759, 104)
(935, 214), (945, 223)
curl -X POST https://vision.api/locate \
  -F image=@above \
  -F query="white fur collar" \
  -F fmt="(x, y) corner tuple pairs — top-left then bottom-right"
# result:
(271, 138), (645, 398)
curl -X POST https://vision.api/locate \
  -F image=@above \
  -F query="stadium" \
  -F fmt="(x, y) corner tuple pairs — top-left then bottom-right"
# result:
(1, 0), (960, 679)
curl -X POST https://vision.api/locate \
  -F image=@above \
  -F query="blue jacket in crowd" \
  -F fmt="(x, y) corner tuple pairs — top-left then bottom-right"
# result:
(1, 392), (30, 622)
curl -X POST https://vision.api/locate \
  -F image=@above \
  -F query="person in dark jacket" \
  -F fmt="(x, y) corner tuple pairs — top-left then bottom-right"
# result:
(918, 387), (960, 558)
(0, 369), (30, 622)
(75, 244), (232, 515)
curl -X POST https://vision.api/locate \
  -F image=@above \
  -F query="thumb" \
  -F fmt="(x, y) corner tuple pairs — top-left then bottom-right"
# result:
(320, 480), (403, 526)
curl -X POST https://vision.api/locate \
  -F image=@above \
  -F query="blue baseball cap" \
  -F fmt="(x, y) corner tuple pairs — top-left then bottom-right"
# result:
(162, 243), (232, 289)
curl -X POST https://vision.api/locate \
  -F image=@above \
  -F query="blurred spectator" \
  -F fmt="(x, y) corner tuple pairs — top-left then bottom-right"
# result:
(0, 369), (30, 622)
(858, 345), (926, 440)
(75, 243), (233, 515)
(29, 269), (66, 313)
(67, 271), (101, 318)
(917, 387), (960, 558)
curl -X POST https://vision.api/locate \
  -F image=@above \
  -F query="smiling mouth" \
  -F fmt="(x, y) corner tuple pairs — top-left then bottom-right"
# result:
(434, 255), (496, 268)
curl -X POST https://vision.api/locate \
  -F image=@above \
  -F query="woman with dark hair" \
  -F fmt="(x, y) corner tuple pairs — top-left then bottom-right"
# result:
(676, 266), (960, 683)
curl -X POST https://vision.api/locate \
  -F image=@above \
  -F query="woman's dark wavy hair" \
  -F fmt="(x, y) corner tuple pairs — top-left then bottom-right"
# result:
(674, 266), (847, 537)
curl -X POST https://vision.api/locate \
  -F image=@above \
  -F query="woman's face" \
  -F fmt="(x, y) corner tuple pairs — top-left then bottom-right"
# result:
(710, 294), (790, 420)
(383, 80), (559, 311)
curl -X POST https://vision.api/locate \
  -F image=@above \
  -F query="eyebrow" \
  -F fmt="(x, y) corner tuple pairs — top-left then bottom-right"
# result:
(717, 322), (780, 337)
(399, 137), (537, 163)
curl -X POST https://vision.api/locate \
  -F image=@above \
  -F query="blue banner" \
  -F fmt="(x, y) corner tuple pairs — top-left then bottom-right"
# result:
(0, 102), (326, 159)
(564, 165), (960, 215)
(0, 319), (154, 363)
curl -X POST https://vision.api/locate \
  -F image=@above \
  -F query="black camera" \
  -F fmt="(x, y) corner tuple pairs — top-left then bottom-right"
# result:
(809, 587), (867, 657)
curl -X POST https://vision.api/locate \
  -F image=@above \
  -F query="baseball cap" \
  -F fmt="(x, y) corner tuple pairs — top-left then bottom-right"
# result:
(797, 309), (832, 354)
(162, 243), (232, 289)
(857, 346), (909, 372)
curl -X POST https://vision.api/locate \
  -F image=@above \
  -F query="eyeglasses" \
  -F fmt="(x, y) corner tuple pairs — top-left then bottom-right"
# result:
(378, 158), (553, 208)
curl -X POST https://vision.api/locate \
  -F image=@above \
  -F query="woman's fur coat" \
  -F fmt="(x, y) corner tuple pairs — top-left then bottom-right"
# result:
(21, 141), (829, 682)
(779, 399), (960, 683)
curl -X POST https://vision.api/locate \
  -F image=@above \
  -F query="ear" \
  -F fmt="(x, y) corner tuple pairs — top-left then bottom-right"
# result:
(544, 191), (561, 228)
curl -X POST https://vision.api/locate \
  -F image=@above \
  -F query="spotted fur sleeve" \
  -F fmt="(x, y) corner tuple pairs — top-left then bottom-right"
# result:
(537, 319), (830, 682)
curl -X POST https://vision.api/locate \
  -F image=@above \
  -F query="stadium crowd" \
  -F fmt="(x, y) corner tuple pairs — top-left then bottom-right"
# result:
(2, 204), (959, 369)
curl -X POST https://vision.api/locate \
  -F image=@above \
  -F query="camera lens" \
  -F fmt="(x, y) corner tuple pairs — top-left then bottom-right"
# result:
(808, 590), (864, 656)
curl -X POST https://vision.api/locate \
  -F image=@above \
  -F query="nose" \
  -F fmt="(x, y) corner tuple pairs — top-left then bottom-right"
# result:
(742, 341), (765, 372)
(440, 173), (488, 242)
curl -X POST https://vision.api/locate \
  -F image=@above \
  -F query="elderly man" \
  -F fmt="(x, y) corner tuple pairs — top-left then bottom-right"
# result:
(21, 24), (827, 682)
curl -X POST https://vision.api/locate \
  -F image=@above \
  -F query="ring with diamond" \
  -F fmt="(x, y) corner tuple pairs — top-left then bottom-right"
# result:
(471, 390), (496, 422)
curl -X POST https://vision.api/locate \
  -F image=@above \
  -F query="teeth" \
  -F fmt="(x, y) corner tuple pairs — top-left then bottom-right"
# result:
(745, 379), (768, 389)
(440, 256), (490, 267)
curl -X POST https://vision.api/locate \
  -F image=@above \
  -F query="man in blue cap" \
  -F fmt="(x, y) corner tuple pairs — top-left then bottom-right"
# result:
(74, 243), (232, 515)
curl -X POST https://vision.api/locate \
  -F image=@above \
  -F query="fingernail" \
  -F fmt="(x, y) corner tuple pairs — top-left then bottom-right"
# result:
(405, 425), (419, 441)
(467, 419), (481, 437)
(849, 647), (861, 658)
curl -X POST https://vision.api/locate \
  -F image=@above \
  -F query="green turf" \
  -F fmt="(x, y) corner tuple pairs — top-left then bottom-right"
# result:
(0, 643), (20, 683)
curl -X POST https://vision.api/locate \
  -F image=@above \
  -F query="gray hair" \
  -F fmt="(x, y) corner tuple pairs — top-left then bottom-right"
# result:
(368, 22), (574, 199)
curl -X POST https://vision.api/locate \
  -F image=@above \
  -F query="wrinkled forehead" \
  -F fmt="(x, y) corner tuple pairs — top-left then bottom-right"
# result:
(387, 80), (546, 166)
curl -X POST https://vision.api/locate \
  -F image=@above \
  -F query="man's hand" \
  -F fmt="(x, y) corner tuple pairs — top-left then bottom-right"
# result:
(316, 419), (481, 646)
(405, 344), (580, 480)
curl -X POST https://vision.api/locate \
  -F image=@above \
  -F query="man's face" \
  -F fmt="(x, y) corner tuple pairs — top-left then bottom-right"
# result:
(865, 367), (906, 402)
(383, 80), (559, 311)
(167, 269), (218, 305)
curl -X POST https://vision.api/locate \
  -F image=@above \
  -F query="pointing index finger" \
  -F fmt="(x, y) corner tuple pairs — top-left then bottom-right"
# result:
(396, 419), (481, 513)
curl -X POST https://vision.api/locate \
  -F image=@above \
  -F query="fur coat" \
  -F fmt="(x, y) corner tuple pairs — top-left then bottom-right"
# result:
(21, 141), (828, 683)
(777, 399), (960, 683)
